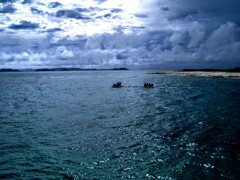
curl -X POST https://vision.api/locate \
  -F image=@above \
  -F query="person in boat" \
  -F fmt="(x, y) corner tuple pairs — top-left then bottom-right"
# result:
(144, 83), (154, 88)
(112, 81), (122, 88)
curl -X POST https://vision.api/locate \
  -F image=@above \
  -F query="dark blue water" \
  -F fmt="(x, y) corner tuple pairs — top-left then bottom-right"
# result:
(0, 71), (239, 179)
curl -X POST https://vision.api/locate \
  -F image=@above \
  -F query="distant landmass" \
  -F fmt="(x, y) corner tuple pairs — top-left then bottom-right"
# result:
(151, 67), (240, 79)
(35, 68), (97, 71)
(0, 67), (128, 72)
(182, 67), (240, 72)
(1, 67), (240, 72)
(0, 68), (20, 72)
(35, 67), (128, 71)
(112, 68), (128, 70)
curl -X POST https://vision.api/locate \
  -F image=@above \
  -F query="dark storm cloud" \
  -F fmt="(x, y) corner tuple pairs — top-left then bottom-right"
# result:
(83, 22), (239, 68)
(0, 4), (16, 13)
(9, 21), (39, 29)
(48, 2), (62, 8)
(102, 13), (111, 18)
(1, 25), (239, 69)
(144, 30), (173, 51)
(0, 0), (16, 3)
(187, 0), (240, 16)
(56, 9), (91, 20)
(168, 9), (198, 20)
(50, 36), (87, 49)
(139, 0), (240, 68)
(0, 0), (240, 69)
(21, 0), (33, 4)
(129, 26), (146, 33)
(155, 0), (240, 23)
(85, 33), (145, 50)
(30, 7), (43, 14)
(134, 13), (148, 18)
(161, 6), (169, 11)
(111, 8), (122, 13)
(0, 32), (52, 50)
(96, 8), (123, 19)
(116, 53), (128, 60)
(43, 28), (62, 33)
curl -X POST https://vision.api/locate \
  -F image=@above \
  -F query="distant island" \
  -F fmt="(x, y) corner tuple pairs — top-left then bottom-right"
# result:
(35, 68), (96, 71)
(35, 67), (128, 71)
(112, 68), (128, 70)
(151, 67), (240, 79)
(0, 68), (20, 72)
(0, 67), (128, 72)
(181, 67), (240, 73)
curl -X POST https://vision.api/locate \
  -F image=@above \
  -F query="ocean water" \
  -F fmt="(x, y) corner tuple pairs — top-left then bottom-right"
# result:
(0, 71), (239, 179)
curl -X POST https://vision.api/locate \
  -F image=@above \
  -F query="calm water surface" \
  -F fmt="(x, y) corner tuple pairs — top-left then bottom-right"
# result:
(0, 71), (240, 179)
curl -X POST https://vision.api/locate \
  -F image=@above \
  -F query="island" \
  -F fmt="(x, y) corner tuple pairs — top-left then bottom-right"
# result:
(150, 67), (240, 79)
(112, 68), (128, 70)
(35, 67), (128, 71)
(35, 68), (97, 71)
(0, 67), (129, 72)
(0, 68), (20, 72)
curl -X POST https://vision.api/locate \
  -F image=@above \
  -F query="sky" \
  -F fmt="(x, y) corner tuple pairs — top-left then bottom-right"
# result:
(0, 0), (240, 69)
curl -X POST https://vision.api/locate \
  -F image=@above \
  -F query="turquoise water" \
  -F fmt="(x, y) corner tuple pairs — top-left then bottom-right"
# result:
(0, 71), (239, 179)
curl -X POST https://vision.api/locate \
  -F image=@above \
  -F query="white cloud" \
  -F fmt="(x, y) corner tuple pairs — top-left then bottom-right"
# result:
(204, 22), (237, 49)
(0, 0), (240, 69)
(188, 22), (205, 48)
(169, 31), (186, 46)
(55, 46), (74, 59)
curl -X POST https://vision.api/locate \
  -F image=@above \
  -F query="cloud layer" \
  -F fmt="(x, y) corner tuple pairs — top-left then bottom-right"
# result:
(0, 0), (239, 69)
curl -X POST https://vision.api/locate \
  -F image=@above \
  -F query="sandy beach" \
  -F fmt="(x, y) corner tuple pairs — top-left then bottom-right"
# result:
(151, 71), (240, 79)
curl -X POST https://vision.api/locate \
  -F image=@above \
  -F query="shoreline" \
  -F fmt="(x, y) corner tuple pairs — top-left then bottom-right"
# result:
(150, 71), (240, 79)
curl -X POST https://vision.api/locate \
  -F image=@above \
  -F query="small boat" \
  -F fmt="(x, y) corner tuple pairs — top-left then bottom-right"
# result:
(112, 82), (123, 88)
(144, 83), (154, 88)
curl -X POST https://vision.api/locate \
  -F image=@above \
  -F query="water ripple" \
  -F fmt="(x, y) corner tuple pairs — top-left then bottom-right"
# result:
(0, 71), (239, 179)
